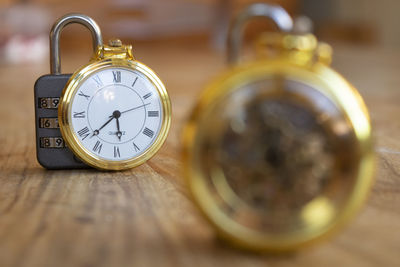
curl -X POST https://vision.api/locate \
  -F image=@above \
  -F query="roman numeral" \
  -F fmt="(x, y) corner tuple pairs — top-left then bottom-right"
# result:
(148, 111), (159, 117)
(77, 127), (90, 140)
(93, 141), (103, 154)
(114, 146), (121, 158)
(132, 77), (138, 88)
(78, 91), (90, 100)
(133, 142), (140, 152)
(93, 75), (103, 87)
(73, 111), (86, 118)
(143, 127), (154, 138)
(113, 71), (121, 83)
(143, 92), (152, 100)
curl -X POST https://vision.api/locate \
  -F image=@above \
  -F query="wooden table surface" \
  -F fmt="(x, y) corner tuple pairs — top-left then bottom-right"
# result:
(0, 41), (399, 267)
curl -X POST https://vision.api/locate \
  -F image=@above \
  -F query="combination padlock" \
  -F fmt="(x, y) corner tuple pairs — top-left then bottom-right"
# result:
(34, 14), (102, 169)
(35, 14), (171, 170)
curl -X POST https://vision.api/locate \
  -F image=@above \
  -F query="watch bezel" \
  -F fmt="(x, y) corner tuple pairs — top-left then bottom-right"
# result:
(182, 59), (375, 252)
(59, 58), (171, 170)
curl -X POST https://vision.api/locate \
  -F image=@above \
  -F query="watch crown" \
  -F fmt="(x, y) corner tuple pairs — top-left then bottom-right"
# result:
(108, 39), (122, 47)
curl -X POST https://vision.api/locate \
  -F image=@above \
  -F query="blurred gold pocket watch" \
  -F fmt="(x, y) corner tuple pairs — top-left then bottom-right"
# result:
(182, 3), (374, 252)
(35, 14), (171, 170)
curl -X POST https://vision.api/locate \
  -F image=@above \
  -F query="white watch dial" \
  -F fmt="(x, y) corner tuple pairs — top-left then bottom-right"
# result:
(70, 67), (163, 161)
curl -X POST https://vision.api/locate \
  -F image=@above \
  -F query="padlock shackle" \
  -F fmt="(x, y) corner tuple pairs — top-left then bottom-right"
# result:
(50, 13), (103, 75)
(227, 3), (293, 65)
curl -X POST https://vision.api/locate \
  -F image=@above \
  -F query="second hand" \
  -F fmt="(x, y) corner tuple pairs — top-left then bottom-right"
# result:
(109, 103), (151, 118)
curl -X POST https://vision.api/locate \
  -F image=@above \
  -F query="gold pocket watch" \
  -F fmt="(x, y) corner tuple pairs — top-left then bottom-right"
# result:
(55, 14), (171, 170)
(182, 4), (374, 252)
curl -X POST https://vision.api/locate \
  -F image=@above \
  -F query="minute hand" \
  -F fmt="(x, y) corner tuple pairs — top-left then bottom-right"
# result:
(113, 103), (151, 117)
(92, 116), (114, 137)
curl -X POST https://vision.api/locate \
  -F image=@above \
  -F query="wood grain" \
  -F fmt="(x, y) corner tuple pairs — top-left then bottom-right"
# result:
(0, 42), (399, 267)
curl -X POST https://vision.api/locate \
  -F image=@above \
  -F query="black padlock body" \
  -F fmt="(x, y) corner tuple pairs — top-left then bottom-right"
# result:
(34, 74), (90, 169)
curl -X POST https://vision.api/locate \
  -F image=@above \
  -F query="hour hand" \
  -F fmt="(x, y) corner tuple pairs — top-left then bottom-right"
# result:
(116, 117), (122, 141)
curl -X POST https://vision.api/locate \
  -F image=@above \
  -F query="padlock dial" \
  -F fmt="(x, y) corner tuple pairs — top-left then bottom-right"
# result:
(69, 67), (162, 161)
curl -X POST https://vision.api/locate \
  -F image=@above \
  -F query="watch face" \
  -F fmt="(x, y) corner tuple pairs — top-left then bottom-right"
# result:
(68, 67), (164, 163)
(183, 62), (373, 251)
(191, 77), (362, 238)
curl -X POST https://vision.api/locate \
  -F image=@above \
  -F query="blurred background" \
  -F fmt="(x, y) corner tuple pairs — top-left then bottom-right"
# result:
(1, 0), (400, 66)
(1, 1), (400, 266)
